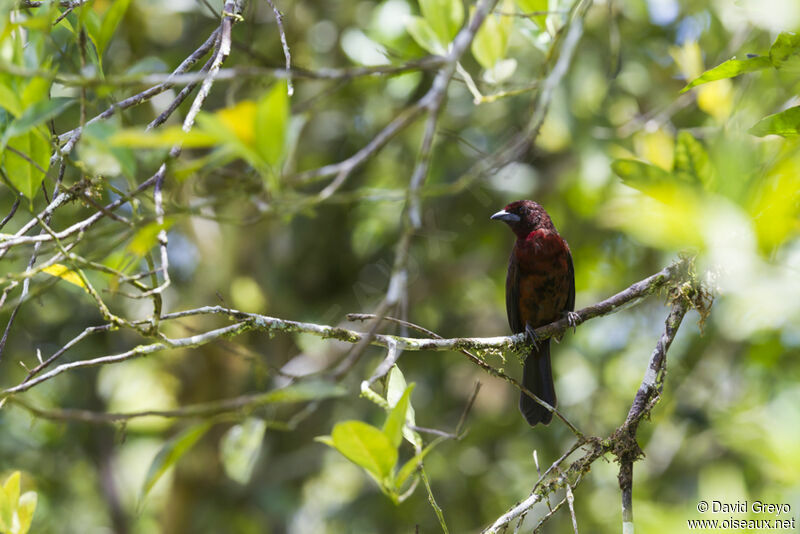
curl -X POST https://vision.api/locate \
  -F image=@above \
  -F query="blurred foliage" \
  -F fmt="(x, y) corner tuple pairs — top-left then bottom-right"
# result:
(1, 0), (800, 533)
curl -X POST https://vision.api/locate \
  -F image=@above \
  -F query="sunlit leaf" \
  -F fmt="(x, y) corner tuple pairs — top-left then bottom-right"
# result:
(516, 0), (548, 29)
(141, 422), (212, 502)
(383, 384), (414, 449)
(768, 31), (800, 72)
(387, 366), (420, 447)
(21, 77), (51, 108)
(674, 131), (713, 188)
(681, 56), (771, 93)
(406, 16), (445, 55)
(127, 219), (174, 257)
(217, 100), (257, 148)
(97, 0), (132, 57)
(330, 421), (397, 481)
(220, 417), (267, 484)
(471, 0), (514, 71)
(254, 82), (289, 168)
(749, 106), (800, 138)
(41, 264), (88, 292)
(2, 471), (20, 513)
(110, 126), (218, 148)
(0, 485), (10, 533)
(419, 0), (464, 46)
(4, 130), (51, 200)
(16, 491), (37, 534)
(611, 159), (674, 194)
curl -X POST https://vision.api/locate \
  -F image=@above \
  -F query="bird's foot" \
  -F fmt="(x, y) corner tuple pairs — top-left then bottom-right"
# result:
(564, 311), (580, 333)
(525, 324), (541, 351)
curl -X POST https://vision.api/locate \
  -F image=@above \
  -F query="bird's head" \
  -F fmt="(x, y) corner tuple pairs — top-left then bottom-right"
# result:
(490, 200), (554, 237)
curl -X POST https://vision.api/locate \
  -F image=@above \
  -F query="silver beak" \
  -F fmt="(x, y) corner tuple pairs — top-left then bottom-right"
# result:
(490, 209), (520, 223)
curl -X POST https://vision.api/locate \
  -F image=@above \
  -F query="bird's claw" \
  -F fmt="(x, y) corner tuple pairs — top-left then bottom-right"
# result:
(525, 324), (541, 351)
(565, 311), (580, 333)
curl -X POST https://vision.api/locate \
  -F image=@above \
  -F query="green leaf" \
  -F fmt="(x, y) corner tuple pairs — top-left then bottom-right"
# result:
(220, 417), (268, 485)
(396, 437), (444, 487)
(0, 82), (23, 117)
(749, 106), (800, 138)
(16, 491), (37, 534)
(110, 126), (218, 148)
(516, 0), (548, 28)
(471, 0), (514, 70)
(0, 485), (10, 533)
(314, 435), (334, 447)
(680, 56), (771, 93)
(769, 32), (800, 72)
(674, 131), (713, 188)
(383, 384), (415, 449)
(255, 380), (346, 403)
(406, 16), (446, 55)
(4, 130), (51, 200)
(331, 421), (398, 481)
(387, 366), (420, 448)
(141, 422), (212, 502)
(255, 82), (289, 168)
(419, 0), (464, 46)
(97, 0), (132, 57)
(2, 472), (20, 510)
(611, 159), (674, 194)
(1, 97), (74, 144)
(21, 77), (51, 108)
(127, 219), (173, 256)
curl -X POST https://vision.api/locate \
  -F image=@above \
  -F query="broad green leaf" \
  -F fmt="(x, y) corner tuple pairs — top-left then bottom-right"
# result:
(331, 421), (398, 481)
(97, 0), (132, 57)
(41, 264), (89, 292)
(419, 0), (464, 46)
(0, 82), (23, 117)
(749, 106), (800, 138)
(220, 417), (267, 484)
(484, 58), (517, 84)
(0, 484), (10, 533)
(516, 0), (548, 29)
(21, 77), (50, 108)
(611, 159), (674, 194)
(314, 435), (334, 447)
(396, 437), (444, 487)
(471, 0), (514, 70)
(674, 131), (713, 188)
(768, 32), (800, 72)
(1, 97), (74, 143)
(127, 219), (174, 257)
(406, 16), (445, 55)
(387, 366), (420, 448)
(110, 126), (218, 148)
(79, 6), (102, 58)
(141, 422), (212, 502)
(16, 491), (37, 534)
(2, 471), (20, 512)
(4, 130), (51, 200)
(680, 56), (771, 93)
(255, 82), (289, 168)
(383, 384), (415, 449)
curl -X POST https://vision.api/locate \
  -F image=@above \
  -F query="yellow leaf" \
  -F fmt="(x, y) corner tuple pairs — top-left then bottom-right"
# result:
(216, 101), (257, 148)
(634, 129), (674, 170)
(697, 80), (734, 122)
(41, 264), (89, 291)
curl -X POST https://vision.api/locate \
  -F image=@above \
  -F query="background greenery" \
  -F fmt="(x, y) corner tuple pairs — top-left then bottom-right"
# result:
(1, 0), (799, 532)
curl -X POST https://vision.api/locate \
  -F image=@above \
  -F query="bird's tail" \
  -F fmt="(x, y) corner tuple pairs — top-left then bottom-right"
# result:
(519, 340), (556, 426)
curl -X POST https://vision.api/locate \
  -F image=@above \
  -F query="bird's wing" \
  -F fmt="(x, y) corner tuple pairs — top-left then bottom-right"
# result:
(506, 250), (524, 333)
(566, 246), (576, 313)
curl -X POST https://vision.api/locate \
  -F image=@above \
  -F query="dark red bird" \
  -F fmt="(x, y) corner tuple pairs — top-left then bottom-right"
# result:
(491, 200), (575, 426)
